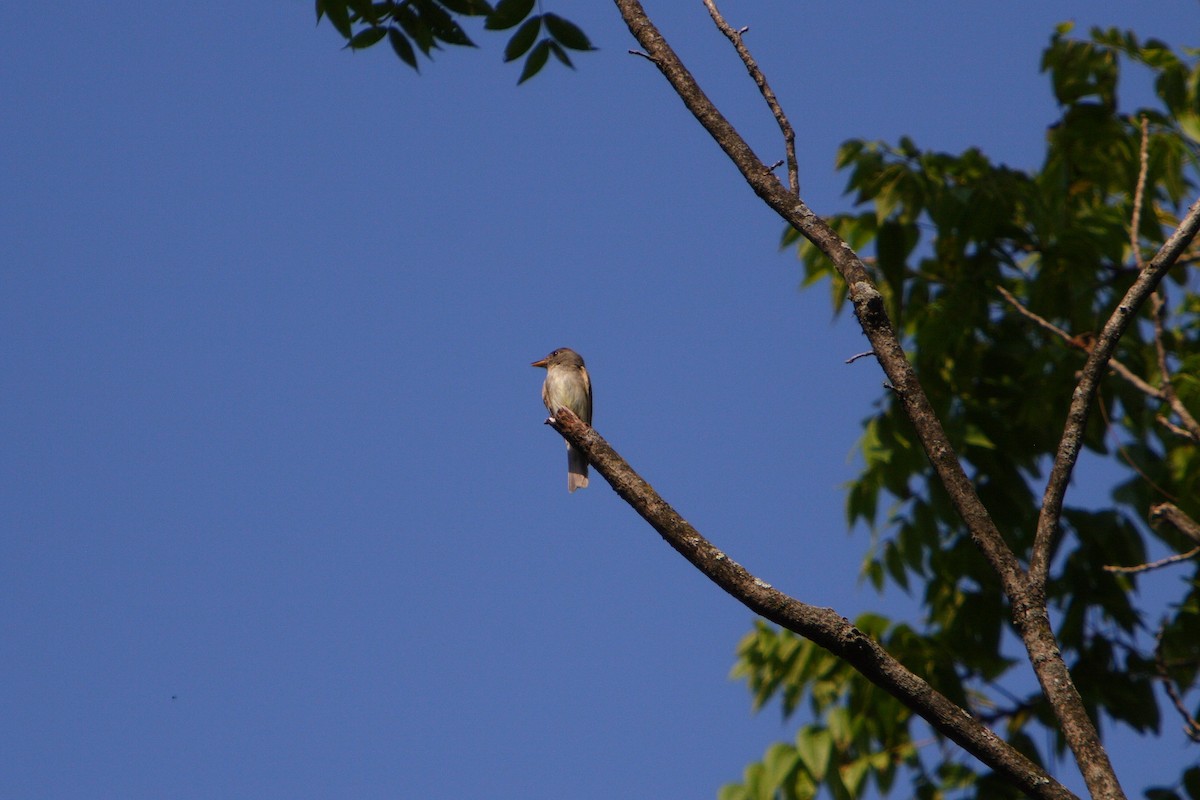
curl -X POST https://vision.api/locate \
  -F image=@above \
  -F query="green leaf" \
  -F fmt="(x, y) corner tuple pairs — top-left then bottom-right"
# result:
(1179, 112), (1200, 144)
(394, 5), (435, 54)
(387, 27), (418, 70)
(358, 0), (389, 24)
(1145, 790), (1182, 800)
(1183, 766), (1200, 800)
(543, 13), (594, 51)
(485, 0), (534, 30)
(346, 0), (374, 21)
(717, 784), (747, 800)
(962, 423), (996, 450)
(322, 0), (353, 38)
(348, 25), (388, 49)
(439, 0), (492, 15)
(840, 756), (871, 797)
(517, 38), (551, 83)
(763, 742), (801, 790)
(547, 41), (574, 69)
(416, 0), (476, 47)
(795, 726), (832, 781)
(504, 15), (540, 62)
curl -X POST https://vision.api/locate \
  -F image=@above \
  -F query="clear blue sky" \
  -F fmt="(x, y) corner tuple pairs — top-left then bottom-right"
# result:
(3, 2), (1197, 798)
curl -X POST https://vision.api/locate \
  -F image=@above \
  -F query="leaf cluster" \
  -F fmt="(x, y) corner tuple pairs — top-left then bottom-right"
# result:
(316, 0), (593, 82)
(736, 25), (1200, 800)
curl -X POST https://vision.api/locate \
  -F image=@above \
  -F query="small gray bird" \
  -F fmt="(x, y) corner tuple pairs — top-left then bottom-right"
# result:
(531, 347), (592, 492)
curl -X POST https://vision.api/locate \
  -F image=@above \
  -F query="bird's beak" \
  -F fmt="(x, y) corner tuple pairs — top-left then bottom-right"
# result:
(531, 356), (549, 368)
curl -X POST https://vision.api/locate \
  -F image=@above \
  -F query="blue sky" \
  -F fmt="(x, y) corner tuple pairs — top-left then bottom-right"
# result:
(3, 2), (1198, 797)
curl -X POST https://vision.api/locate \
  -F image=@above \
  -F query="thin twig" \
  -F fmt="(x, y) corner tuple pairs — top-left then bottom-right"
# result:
(995, 285), (1163, 399)
(1150, 291), (1200, 441)
(1096, 388), (1177, 502)
(1130, 115), (1150, 269)
(1103, 546), (1200, 573)
(846, 350), (876, 364)
(1158, 414), (1200, 443)
(701, 0), (799, 195)
(1155, 623), (1200, 743)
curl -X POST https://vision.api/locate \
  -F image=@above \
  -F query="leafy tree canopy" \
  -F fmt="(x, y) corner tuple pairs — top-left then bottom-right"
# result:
(729, 24), (1200, 800)
(316, 0), (594, 82)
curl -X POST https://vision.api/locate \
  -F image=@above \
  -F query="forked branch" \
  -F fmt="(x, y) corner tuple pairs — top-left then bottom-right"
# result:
(606, 2), (1200, 798)
(701, 0), (799, 195)
(1028, 195), (1200, 591)
(546, 407), (1077, 800)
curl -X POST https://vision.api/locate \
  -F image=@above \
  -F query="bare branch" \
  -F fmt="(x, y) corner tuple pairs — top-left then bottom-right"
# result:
(546, 406), (1078, 800)
(995, 285), (1163, 400)
(1103, 546), (1200, 574)
(1029, 194), (1200, 590)
(1151, 502), (1200, 545)
(1158, 414), (1200, 443)
(1151, 291), (1200, 441)
(701, 0), (799, 195)
(845, 350), (876, 364)
(1130, 115), (1150, 269)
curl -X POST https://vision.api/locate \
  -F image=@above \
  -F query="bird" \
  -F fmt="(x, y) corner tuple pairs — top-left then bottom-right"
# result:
(531, 347), (592, 492)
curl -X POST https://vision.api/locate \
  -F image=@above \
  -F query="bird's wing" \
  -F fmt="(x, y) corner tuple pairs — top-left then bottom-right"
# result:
(581, 366), (592, 426)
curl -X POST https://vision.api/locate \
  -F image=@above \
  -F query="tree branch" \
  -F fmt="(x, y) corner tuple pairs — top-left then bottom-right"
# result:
(995, 285), (1164, 400)
(701, 0), (799, 195)
(1103, 546), (1200, 574)
(1150, 291), (1200, 442)
(1011, 197), (1200, 800)
(1029, 194), (1200, 589)
(608, 3), (1154, 796)
(1155, 623), (1200, 743)
(1129, 116), (1150, 269)
(545, 407), (1077, 800)
(1150, 502), (1200, 546)
(610, 0), (1024, 601)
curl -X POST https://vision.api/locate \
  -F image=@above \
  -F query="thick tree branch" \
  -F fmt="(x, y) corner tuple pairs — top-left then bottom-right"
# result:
(1029, 195), (1200, 590)
(545, 407), (1077, 800)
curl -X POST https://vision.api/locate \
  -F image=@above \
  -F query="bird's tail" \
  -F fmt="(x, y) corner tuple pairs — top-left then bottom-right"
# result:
(567, 443), (589, 493)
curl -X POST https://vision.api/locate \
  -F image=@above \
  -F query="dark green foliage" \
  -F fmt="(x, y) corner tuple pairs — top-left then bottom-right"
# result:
(734, 25), (1200, 800)
(517, 39), (551, 84)
(317, 0), (593, 82)
(542, 13), (594, 52)
(503, 15), (540, 62)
